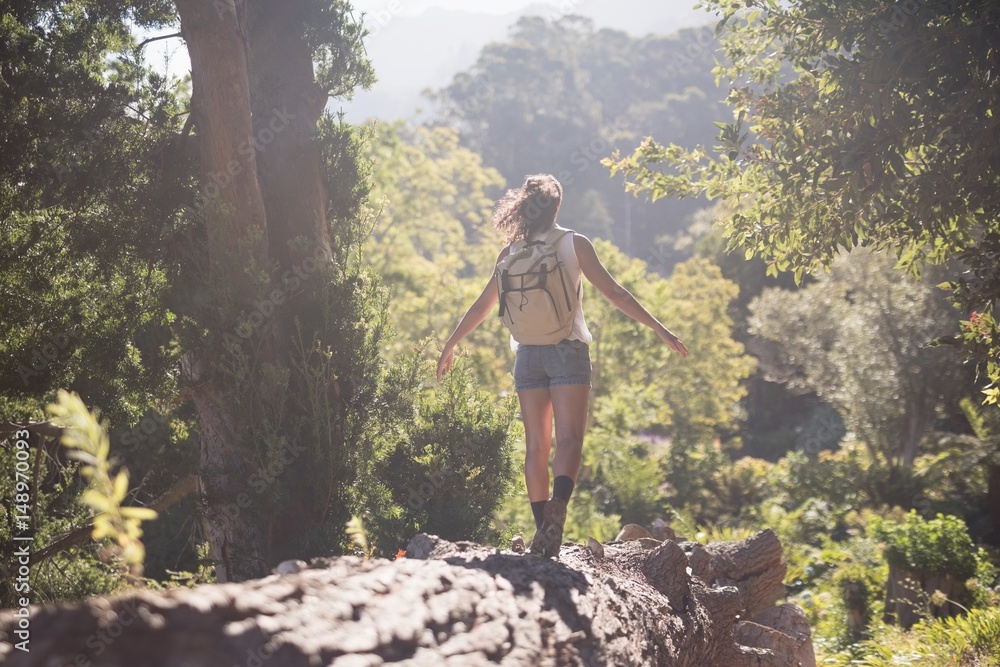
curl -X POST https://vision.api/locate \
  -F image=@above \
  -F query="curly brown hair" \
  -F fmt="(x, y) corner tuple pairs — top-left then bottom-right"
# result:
(493, 174), (563, 244)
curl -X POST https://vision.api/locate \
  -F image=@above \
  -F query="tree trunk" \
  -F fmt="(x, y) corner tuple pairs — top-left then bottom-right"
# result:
(175, 0), (269, 274)
(900, 398), (929, 469)
(0, 530), (815, 667)
(988, 462), (1000, 545)
(174, 0), (273, 582)
(883, 564), (964, 629)
(247, 0), (331, 277)
(244, 0), (345, 560)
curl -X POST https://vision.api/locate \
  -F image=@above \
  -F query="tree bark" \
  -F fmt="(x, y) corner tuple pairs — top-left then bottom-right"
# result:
(0, 530), (815, 667)
(900, 396), (929, 469)
(175, 0), (269, 274)
(173, 0), (275, 582)
(243, 0), (345, 561)
(988, 462), (1000, 545)
(247, 0), (331, 276)
(883, 565), (964, 629)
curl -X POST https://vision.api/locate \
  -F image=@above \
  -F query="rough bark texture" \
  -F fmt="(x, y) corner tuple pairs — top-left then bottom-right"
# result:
(248, 0), (331, 275)
(883, 565), (964, 629)
(175, 0), (269, 268)
(174, 0), (273, 584)
(181, 356), (269, 582)
(0, 530), (814, 666)
(988, 463), (1000, 545)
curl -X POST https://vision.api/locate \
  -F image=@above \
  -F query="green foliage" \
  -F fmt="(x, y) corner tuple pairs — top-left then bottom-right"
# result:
(607, 0), (1000, 400)
(823, 607), (1000, 667)
(370, 360), (518, 553)
(769, 444), (879, 523)
(562, 487), (624, 545)
(585, 247), (756, 440)
(586, 428), (667, 528)
(0, 4), (186, 428)
(435, 15), (729, 257)
(749, 249), (967, 470)
(303, 1), (376, 98)
(871, 512), (981, 581)
(0, 433), (122, 607)
(344, 516), (375, 559)
(48, 390), (157, 576)
(362, 122), (511, 389)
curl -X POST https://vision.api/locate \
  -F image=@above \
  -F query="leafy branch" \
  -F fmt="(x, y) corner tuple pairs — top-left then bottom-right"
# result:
(47, 390), (158, 580)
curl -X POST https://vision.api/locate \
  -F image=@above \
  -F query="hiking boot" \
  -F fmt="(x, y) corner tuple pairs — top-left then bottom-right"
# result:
(511, 535), (525, 553)
(529, 497), (567, 558)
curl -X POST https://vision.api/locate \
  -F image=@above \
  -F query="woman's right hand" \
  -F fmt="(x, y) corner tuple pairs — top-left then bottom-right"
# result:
(436, 343), (456, 381)
(658, 328), (688, 358)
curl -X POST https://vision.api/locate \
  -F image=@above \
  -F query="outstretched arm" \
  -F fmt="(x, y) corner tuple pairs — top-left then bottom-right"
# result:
(574, 234), (688, 357)
(437, 246), (511, 380)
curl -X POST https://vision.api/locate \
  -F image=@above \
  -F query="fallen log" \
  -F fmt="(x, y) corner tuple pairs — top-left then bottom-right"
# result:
(0, 529), (814, 666)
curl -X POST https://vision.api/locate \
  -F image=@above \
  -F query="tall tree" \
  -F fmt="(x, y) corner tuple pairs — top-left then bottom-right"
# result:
(2, 0), (415, 584)
(165, 0), (380, 581)
(608, 0), (1000, 401)
(749, 249), (966, 471)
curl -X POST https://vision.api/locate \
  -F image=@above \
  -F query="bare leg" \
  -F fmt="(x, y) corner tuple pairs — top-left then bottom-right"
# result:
(516, 388), (553, 502)
(550, 384), (590, 481)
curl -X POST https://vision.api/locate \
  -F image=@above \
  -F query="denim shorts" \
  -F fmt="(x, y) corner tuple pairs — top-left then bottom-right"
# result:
(513, 338), (592, 391)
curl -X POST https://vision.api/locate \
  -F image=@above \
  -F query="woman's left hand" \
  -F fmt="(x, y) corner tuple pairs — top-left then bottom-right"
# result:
(658, 329), (688, 358)
(437, 343), (456, 381)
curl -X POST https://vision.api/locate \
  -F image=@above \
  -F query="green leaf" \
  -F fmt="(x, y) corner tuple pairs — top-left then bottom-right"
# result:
(113, 471), (129, 503)
(82, 489), (112, 513)
(120, 506), (158, 521)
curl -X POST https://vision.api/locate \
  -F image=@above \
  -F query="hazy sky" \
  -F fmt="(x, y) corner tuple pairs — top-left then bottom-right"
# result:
(349, 0), (559, 16)
(142, 0), (565, 77)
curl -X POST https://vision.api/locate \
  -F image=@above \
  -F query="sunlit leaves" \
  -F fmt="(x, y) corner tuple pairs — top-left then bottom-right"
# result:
(48, 390), (157, 574)
(611, 0), (1000, 400)
(749, 249), (965, 468)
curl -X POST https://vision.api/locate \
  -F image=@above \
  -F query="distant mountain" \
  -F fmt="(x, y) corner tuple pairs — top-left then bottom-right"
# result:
(336, 3), (714, 122)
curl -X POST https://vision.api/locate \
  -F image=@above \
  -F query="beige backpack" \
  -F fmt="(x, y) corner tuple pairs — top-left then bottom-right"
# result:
(496, 227), (578, 345)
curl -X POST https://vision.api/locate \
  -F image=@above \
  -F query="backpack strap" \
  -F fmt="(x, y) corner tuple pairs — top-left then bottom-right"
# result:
(542, 227), (574, 246)
(498, 268), (510, 318)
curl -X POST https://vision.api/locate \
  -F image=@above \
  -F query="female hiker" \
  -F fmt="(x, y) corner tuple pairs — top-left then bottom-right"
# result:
(436, 174), (688, 558)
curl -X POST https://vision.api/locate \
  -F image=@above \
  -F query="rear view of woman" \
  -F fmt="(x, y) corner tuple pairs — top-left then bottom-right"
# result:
(437, 174), (688, 558)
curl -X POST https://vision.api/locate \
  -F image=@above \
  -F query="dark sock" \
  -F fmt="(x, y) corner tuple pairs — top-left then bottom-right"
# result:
(552, 475), (575, 502)
(530, 500), (548, 529)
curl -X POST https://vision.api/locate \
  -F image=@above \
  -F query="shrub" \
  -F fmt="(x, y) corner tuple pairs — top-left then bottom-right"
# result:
(871, 512), (980, 581)
(370, 359), (518, 553)
(822, 607), (1000, 667)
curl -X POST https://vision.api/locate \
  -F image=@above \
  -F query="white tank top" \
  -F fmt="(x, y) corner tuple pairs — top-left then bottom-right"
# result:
(509, 225), (594, 352)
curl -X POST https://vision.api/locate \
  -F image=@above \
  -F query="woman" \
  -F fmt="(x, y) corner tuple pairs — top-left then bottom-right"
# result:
(437, 174), (688, 558)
